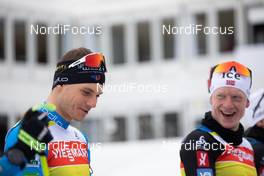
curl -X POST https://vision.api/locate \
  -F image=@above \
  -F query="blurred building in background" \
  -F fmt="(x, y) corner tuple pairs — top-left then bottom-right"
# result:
(0, 0), (264, 154)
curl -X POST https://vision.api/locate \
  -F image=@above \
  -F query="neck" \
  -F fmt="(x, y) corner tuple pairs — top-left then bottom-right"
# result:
(231, 125), (239, 131)
(202, 111), (244, 146)
(46, 94), (72, 122)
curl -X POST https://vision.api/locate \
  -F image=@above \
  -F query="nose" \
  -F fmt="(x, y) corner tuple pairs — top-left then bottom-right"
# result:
(222, 96), (235, 109)
(86, 95), (97, 108)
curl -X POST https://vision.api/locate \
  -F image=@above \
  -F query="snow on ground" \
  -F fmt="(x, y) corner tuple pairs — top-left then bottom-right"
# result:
(91, 138), (182, 176)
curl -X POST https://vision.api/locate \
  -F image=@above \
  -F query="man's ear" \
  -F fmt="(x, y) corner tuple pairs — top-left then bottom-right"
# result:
(53, 85), (63, 94)
(209, 95), (213, 105)
(246, 99), (250, 108)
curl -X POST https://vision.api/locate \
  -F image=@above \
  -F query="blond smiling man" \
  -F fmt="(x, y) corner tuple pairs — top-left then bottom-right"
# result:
(180, 61), (257, 176)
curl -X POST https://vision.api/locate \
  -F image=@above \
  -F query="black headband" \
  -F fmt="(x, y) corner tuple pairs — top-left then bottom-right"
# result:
(52, 53), (107, 89)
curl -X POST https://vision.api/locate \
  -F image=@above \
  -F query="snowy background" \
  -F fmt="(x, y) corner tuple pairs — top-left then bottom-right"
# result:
(92, 138), (182, 176)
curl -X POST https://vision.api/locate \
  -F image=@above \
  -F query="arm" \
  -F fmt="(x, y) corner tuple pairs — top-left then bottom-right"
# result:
(252, 143), (264, 175)
(0, 155), (21, 176)
(180, 130), (222, 176)
(2, 109), (53, 176)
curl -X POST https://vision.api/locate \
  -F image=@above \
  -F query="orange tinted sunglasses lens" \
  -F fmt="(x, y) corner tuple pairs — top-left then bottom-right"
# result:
(214, 61), (250, 77)
(85, 53), (105, 68)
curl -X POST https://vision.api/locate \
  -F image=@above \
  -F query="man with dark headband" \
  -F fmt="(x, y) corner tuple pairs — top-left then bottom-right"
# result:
(180, 61), (258, 176)
(4, 48), (107, 176)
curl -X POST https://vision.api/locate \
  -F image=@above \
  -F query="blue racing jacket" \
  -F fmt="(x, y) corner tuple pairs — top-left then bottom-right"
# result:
(4, 105), (92, 176)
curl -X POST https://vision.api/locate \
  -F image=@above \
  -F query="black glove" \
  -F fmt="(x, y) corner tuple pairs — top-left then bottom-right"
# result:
(6, 108), (53, 168)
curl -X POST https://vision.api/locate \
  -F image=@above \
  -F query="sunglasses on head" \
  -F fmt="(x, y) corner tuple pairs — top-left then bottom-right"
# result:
(213, 61), (251, 77)
(68, 53), (106, 70)
(207, 61), (252, 92)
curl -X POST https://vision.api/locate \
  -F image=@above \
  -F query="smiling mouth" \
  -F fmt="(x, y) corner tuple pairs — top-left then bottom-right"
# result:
(80, 108), (89, 114)
(220, 110), (236, 117)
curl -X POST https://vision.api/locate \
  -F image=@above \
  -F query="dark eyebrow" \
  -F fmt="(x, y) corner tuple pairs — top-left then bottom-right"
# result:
(82, 88), (95, 93)
(82, 88), (103, 95)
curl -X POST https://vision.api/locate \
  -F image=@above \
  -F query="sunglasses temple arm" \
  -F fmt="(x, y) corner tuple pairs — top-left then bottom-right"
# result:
(68, 57), (85, 68)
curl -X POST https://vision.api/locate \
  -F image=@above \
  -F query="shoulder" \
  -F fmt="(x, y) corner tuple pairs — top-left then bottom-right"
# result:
(245, 137), (258, 145)
(68, 125), (88, 143)
(181, 129), (216, 145)
(243, 137), (257, 147)
(180, 129), (221, 175)
(180, 128), (224, 156)
(250, 140), (264, 154)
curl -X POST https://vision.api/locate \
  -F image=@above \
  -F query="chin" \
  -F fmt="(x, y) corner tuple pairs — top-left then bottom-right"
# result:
(72, 113), (84, 121)
(76, 115), (86, 121)
(75, 110), (88, 120)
